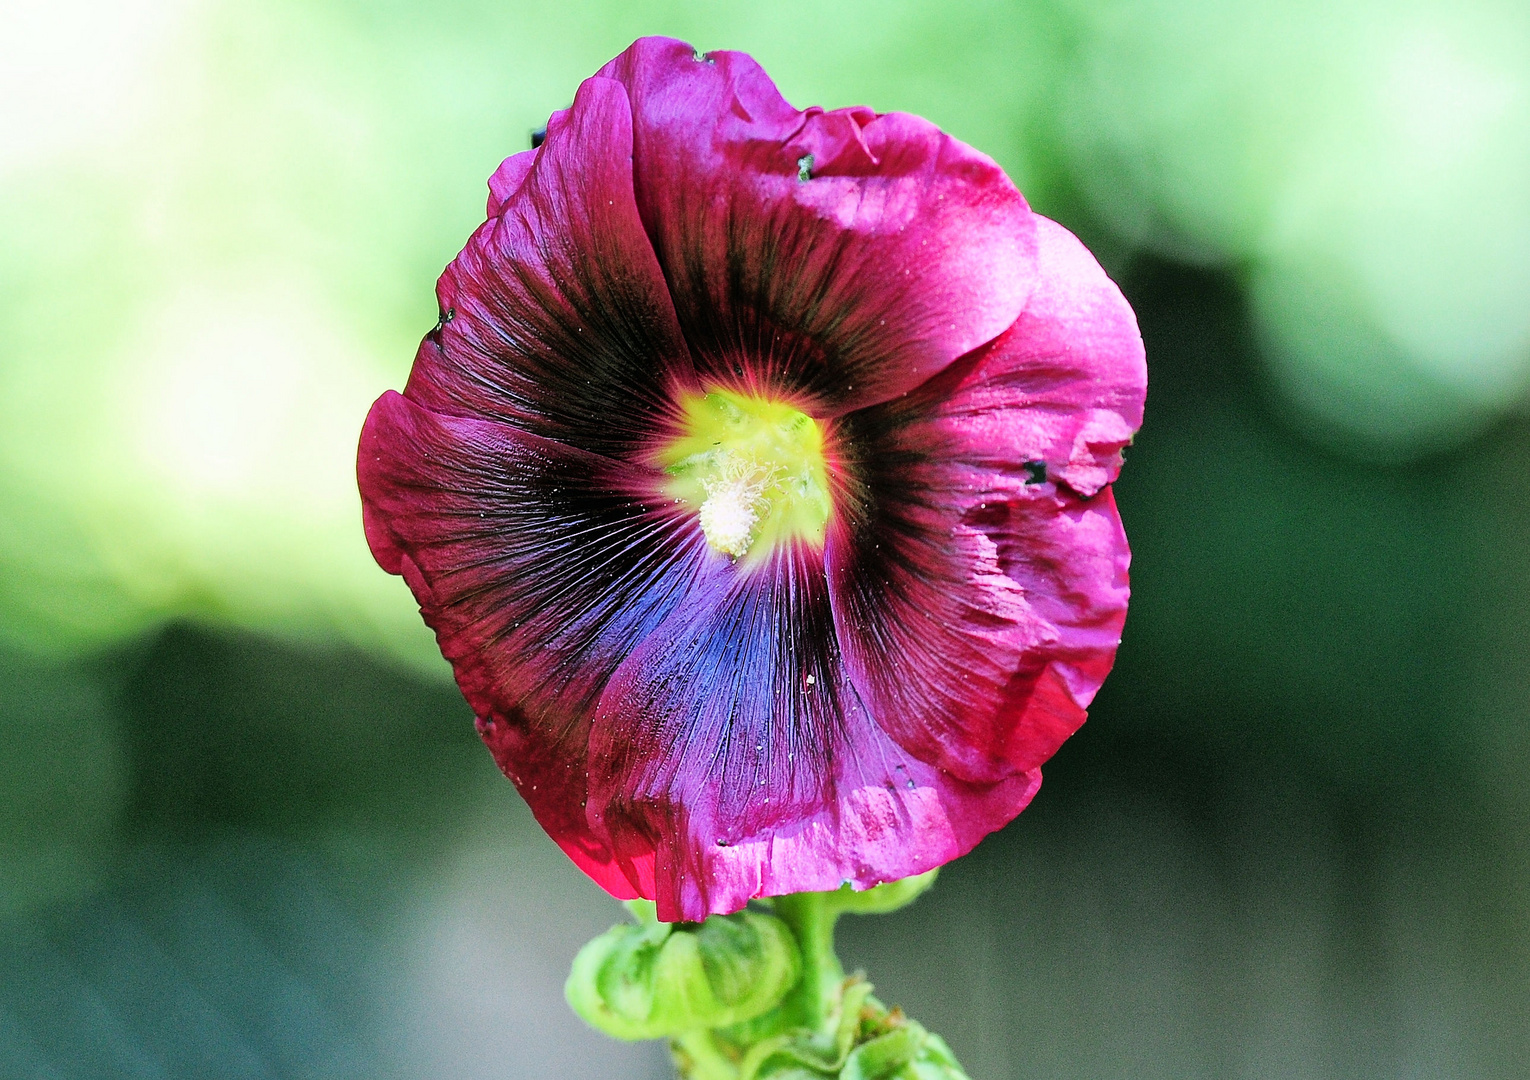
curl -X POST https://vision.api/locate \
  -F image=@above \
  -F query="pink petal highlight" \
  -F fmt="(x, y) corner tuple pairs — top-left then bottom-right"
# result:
(485, 148), (536, 217)
(823, 217), (1140, 787)
(930, 215), (1147, 499)
(597, 37), (1037, 414)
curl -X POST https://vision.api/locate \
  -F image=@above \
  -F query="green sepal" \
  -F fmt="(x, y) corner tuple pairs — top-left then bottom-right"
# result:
(900, 1033), (970, 1079)
(566, 899), (802, 1041)
(841, 1022), (941, 1080)
(737, 977), (873, 1079)
(732, 974), (970, 1080)
(819, 869), (939, 916)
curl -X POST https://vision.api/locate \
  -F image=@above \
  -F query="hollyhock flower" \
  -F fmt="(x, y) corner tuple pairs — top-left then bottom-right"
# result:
(358, 37), (1145, 922)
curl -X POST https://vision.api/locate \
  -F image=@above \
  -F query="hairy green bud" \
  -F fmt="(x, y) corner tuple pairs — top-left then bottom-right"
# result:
(567, 900), (802, 1041)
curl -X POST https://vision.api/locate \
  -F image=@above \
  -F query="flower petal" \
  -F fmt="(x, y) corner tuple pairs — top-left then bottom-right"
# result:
(597, 37), (1037, 414)
(485, 148), (536, 217)
(826, 477), (1129, 785)
(357, 390), (707, 894)
(583, 544), (1041, 921)
(824, 217), (1141, 785)
(926, 215), (1148, 499)
(406, 74), (695, 459)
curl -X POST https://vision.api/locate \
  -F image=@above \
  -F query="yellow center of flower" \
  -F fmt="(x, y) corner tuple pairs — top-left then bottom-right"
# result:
(658, 389), (832, 560)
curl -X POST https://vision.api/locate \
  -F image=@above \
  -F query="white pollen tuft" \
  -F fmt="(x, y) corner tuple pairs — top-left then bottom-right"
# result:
(698, 453), (773, 557)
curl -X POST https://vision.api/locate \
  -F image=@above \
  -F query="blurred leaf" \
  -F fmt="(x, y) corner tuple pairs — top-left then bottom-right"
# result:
(1059, 0), (1530, 458)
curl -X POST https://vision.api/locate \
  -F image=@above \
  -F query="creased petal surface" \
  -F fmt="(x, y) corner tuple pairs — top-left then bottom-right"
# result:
(359, 41), (1143, 922)
(597, 37), (1037, 415)
(407, 75), (694, 459)
(826, 216), (1142, 785)
(358, 390), (706, 894)
(584, 543), (1042, 921)
(931, 215), (1148, 499)
(485, 148), (536, 218)
(359, 391), (1042, 920)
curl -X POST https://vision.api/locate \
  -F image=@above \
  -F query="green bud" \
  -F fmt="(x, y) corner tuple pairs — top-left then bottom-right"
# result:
(841, 1023), (970, 1079)
(822, 869), (939, 916)
(566, 900), (802, 1041)
(840, 1022), (928, 1080)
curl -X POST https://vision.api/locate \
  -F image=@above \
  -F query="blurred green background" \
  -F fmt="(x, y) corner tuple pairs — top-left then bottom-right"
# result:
(3, 0), (1529, 1076)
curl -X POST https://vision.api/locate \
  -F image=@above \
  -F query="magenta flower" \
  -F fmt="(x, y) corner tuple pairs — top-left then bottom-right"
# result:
(358, 37), (1145, 922)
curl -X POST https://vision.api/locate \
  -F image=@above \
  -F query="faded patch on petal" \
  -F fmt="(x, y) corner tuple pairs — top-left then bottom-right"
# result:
(598, 37), (1037, 415)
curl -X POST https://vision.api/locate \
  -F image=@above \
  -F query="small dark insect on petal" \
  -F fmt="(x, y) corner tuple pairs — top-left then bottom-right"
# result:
(1023, 460), (1048, 485)
(797, 154), (814, 182)
(531, 127), (547, 148)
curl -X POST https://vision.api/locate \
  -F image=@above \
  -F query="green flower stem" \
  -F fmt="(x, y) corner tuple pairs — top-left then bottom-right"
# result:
(673, 1029), (739, 1080)
(769, 891), (845, 1035)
